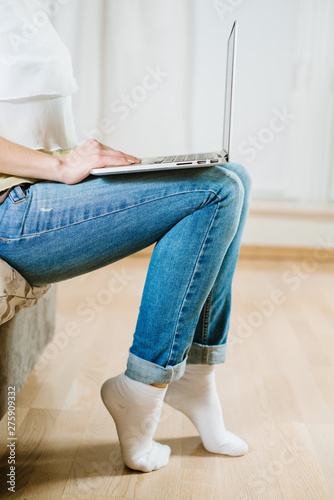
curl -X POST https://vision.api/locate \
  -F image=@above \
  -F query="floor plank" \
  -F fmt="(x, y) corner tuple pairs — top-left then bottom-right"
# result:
(0, 257), (333, 499)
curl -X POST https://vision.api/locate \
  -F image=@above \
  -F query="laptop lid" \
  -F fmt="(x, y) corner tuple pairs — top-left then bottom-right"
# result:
(222, 21), (237, 160)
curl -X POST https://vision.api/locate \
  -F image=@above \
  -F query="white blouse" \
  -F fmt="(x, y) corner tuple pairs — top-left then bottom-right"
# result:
(0, 0), (78, 151)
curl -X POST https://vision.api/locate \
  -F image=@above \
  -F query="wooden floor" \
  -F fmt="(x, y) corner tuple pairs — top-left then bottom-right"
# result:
(1, 256), (334, 500)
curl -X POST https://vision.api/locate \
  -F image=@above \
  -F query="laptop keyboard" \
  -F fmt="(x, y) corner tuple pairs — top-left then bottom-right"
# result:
(143, 152), (223, 165)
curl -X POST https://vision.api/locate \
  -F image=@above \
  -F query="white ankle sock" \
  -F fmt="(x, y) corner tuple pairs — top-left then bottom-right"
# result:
(165, 364), (248, 456)
(101, 373), (171, 472)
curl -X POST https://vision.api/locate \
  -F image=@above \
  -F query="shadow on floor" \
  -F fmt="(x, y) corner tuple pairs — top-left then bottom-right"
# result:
(0, 435), (238, 498)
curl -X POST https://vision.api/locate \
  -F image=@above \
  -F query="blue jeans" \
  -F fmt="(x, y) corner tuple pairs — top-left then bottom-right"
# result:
(0, 163), (251, 384)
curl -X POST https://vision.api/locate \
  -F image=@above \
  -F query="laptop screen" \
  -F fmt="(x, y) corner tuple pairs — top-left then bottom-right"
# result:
(222, 22), (237, 157)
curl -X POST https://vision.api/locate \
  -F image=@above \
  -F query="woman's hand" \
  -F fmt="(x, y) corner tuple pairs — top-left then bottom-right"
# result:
(57, 139), (141, 185)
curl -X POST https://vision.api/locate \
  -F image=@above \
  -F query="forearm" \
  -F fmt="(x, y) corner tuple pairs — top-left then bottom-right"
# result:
(0, 136), (141, 185)
(0, 136), (61, 182)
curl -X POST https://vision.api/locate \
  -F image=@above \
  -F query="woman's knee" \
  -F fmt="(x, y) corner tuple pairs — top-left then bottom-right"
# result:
(207, 166), (246, 218)
(226, 162), (252, 199)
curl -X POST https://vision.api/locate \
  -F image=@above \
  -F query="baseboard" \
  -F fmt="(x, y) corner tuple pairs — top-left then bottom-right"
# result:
(249, 201), (334, 219)
(133, 244), (334, 262)
(239, 245), (334, 261)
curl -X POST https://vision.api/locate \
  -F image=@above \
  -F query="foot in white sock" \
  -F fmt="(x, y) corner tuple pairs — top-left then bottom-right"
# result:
(101, 373), (171, 472)
(165, 364), (248, 456)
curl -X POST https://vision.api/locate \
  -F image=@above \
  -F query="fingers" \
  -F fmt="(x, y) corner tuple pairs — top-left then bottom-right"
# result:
(97, 155), (140, 168)
(83, 139), (141, 164)
(81, 139), (141, 163)
(98, 143), (141, 163)
(127, 154), (141, 163)
(106, 149), (141, 163)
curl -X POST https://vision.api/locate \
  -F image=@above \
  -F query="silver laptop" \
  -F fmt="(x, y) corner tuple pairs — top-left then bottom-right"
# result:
(90, 21), (237, 176)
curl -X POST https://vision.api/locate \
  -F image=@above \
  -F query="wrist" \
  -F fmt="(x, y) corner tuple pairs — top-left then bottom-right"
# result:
(47, 155), (64, 183)
(42, 151), (73, 183)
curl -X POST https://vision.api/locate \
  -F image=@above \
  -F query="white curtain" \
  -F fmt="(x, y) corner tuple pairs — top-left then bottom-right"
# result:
(53, 0), (193, 157)
(284, 0), (334, 203)
(52, 0), (334, 204)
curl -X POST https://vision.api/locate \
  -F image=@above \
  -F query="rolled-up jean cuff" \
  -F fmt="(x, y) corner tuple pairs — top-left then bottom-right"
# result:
(187, 342), (227, 364)
(125, 352), (187, 384)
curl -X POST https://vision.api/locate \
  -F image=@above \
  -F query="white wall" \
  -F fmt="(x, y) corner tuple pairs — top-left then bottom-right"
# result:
(49, 0), (334, 247)
(52, 0), (194, 155)
(189, 0), (298, 200)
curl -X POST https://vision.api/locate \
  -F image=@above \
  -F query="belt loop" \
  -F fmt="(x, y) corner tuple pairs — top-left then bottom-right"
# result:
(8, 184), (29, 204)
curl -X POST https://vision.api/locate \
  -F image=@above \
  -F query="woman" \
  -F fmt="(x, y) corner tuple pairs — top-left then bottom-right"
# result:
(0, 1), (251, 472)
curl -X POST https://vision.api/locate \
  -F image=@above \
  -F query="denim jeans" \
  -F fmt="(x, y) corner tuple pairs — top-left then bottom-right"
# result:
(0, 163), (251, 384)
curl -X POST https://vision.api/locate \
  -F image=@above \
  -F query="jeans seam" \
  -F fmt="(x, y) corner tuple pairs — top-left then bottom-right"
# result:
(165, 169), (244, 367)
(202, 290), (212, 344)
(2, 188), (222, 241)
(201, 290), (212, 363)
(165, 193), (220, 366)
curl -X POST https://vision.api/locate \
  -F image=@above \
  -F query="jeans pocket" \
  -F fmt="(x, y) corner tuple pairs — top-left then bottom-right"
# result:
(0, 185), (32, 241)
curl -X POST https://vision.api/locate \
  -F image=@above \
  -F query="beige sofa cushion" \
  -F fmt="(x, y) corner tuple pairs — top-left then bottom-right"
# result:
(0, 258), (51, 326)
